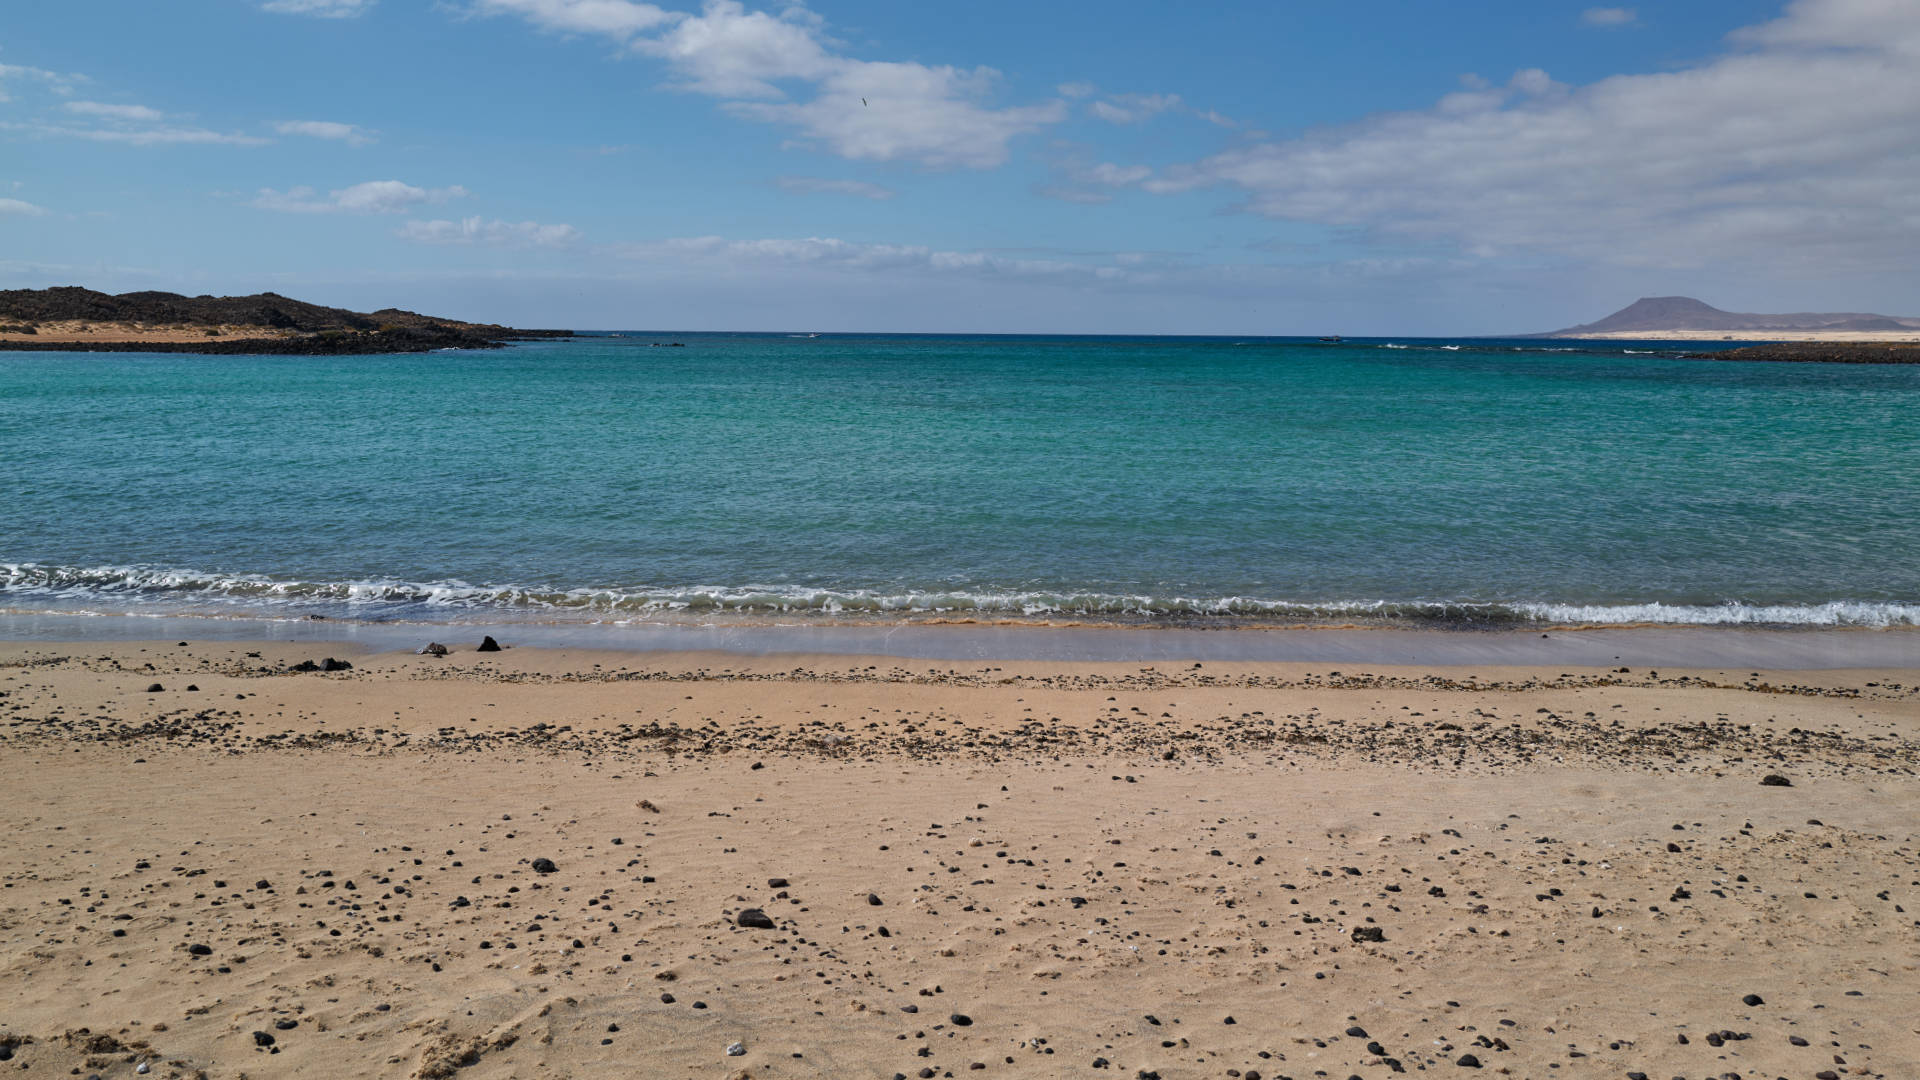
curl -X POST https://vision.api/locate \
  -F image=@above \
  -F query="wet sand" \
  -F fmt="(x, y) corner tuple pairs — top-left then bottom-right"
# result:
(2, 638), (1916, 1079)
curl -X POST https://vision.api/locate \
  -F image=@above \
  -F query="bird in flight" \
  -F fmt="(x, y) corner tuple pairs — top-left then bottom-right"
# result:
(861, 98), (868, 106)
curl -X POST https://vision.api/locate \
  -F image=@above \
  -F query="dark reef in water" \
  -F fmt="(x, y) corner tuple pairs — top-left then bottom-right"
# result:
(1689, 342), (1920, 364)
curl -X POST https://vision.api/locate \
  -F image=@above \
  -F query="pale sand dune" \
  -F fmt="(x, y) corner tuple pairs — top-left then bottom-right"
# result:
(0, 320), (294, 345)
(2, 640), (1916, 1078)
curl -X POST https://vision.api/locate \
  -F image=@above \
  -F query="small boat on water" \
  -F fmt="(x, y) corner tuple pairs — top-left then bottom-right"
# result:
(1318, 335), (1343, 343)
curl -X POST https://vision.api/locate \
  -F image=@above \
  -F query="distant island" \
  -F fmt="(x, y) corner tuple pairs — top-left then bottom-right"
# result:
(0, 287), (570, 354)
(1542, 295), (1920, 341)
(1540, 295), (1920, 364)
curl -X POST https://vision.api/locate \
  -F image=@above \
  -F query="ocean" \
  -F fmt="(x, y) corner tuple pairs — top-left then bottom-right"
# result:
(3, 333), (1917, 630)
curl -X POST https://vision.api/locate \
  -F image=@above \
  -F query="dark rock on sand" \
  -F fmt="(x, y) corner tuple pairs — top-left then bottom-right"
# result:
(531, 858), (557, 874)
(252, 1031), (275, 1047)
(737, 908), (776, 929)
(1742, 993), (1764, 1006)
(1761, 774), (1793, 786)
(477, 636), (502, 652)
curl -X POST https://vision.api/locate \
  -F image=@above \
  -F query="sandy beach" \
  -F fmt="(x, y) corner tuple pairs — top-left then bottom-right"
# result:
(2, 637), (1915, 1079)
(0, 321), (295, 346)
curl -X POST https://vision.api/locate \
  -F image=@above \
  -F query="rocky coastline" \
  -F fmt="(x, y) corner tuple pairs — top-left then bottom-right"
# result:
(0, 286), (571, 354)
(1690, 341), (1920, 363)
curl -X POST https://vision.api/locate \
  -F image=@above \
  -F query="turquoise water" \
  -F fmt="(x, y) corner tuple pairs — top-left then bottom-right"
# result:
(3, 334), (1917, 627)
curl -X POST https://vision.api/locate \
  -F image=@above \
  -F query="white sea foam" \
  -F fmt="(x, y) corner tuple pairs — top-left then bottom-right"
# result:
(3, 563), (1915, 627)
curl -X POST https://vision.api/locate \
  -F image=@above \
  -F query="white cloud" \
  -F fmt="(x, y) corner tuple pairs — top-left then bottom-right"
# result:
(1056, 81), (1096, 99)
(1580, 7), (1638, 28)
(63, 101), (166, 122)
(1, 121), (268, 146)
(776, 176), (894, 199)
(475, 0), (1064, 168)
(470, 0), (674, 39)
(252, 180), (468, 213)
(261, 0), (377, 17)
(274, 119), (375, 145)
(0, 62), (86, 101)
(398, 216), (582, 246)
(1129, 0), (1920, 272)
(633, 0), (833, 96)
(0, 197), (48, 217)
(1088, 92), (1182, 125)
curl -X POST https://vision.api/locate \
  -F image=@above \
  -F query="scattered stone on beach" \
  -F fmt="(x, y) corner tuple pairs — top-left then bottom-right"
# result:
(477, 635), (502, 652)
(767, 877), (790, 888)
(737, 908), (776, 929)
(530, 857), (557, 874)
(145, 682), (164, 692)
(1760, 773), (1793, 786)
(868, 892), (884, 906)
(725, 1042), (745, 1057)
(322, 657), (352, 671)
(419, 642), (449, 656)
(1742, 993), (1765, 1006)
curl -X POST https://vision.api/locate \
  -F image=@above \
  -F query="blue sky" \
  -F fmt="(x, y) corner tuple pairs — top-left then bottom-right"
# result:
(4, 0), (1917, 333)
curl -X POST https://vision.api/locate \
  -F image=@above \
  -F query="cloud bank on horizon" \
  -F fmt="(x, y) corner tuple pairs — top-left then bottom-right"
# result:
(1, 0), (1916, 333)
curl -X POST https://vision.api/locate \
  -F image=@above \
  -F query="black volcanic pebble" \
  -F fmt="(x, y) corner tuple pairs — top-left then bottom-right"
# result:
(659, 993), (675, 1004)
(737, 907), (776, 929)
(477, 635), (502, 652)
(768, 877), (790, 888)
(0, 1047), (13, 1061)
(252, 1031), (275, 1047)
(1742, 993), (1764, 1006)
(868, 892), (884, 905)
(1346, 1026), (1368, 1038)
(146, 683), (164, 693)
(950, 1013), (972, 1026)
(274, 1019), (298, 1031)
(321, 657), (352, 671)
(1456, 1053), (1481, 1067)
(187, 943), (212, 956)
(1760, 774), (1793, 787)
(1351, 926), (1385, 942)
(531, 858), (557, 874)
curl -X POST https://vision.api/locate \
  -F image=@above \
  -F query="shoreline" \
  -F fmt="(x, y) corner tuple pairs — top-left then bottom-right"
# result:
(5, 609), (1917, 668)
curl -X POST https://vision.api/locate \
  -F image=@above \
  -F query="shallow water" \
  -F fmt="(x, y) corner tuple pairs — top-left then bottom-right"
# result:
(4, 334), (1916, 627)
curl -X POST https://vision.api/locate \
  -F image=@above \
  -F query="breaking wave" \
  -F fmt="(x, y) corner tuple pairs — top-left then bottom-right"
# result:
(4, 563), (1915, 628)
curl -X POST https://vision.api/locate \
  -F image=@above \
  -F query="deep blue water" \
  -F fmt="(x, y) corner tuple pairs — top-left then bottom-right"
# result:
(3, 334), (1917, 626)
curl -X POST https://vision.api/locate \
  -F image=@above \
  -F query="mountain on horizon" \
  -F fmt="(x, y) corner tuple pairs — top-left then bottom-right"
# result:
(1546, 296), (1920, 336)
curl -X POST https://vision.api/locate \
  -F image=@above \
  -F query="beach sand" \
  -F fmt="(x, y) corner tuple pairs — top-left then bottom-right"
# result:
(0, 321), (294, 345)
(2, 639), (1916, 1078)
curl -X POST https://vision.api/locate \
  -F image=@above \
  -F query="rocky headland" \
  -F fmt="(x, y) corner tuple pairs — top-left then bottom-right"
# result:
(0, 287), (570, 354)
